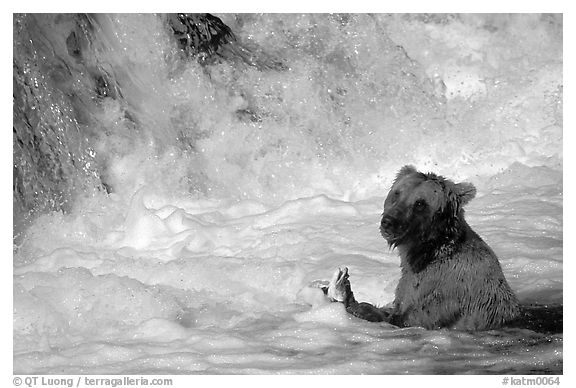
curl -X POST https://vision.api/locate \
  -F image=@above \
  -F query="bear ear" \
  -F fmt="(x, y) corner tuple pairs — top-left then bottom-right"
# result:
(395, 165), (417, 183)
(453, 181), (476, 206)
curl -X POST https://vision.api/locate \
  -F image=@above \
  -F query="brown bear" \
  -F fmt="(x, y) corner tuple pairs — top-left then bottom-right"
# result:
(326, 165), (521, 331)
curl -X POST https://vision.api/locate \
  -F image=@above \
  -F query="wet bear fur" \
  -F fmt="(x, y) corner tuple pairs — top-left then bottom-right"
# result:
(336, 165), (520, 331)
(382, 165), (520, 330)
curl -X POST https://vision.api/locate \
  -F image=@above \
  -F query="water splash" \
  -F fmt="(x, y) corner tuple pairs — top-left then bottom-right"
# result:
(13, 14), (562, 217)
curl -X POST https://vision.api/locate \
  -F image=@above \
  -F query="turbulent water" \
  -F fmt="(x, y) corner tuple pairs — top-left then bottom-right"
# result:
(13, 14), (562, 374)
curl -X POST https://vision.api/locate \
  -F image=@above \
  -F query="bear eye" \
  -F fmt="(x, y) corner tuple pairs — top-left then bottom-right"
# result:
(413, 200), (427, 212)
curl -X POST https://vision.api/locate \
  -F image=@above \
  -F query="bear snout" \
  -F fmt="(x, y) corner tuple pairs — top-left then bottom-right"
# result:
(380, 214), (402, 241)
(380, 215), (394, 230)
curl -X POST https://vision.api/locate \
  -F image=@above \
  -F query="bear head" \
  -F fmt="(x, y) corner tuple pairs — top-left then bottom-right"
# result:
(380, 165), (476, 262)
